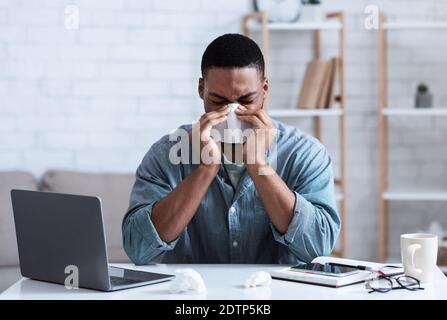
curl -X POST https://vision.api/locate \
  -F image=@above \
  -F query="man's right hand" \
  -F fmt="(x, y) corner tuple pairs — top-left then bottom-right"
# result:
(153, 105), (230, 243)
(191, 105), (230, 172)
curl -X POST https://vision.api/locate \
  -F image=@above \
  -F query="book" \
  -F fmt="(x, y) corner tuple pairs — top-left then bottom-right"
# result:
(297, 59), (330, 109)
(297, 58), (338, 109)
(316, 59), (334, 108)
(322, 58), (337, 109)
(270, 256), (404, 288)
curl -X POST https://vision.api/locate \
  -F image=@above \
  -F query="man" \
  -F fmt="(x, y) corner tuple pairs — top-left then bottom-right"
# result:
(122, 33), (340, 265)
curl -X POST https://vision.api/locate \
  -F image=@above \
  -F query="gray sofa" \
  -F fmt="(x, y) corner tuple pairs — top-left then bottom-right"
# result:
(0, 170), (135, 292)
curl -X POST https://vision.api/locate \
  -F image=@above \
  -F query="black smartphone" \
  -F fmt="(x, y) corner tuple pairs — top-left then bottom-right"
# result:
(289, 263), (360, 277)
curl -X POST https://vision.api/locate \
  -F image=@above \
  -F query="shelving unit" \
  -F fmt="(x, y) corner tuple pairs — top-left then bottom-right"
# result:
(269, 108), (343, 117)
(377, 13), (447, 262)
(383, 190), (447, 201)
(382, 108), (447, 116)
(247, 20), (341, 31)
(242, 11), (347, 258)
(383, 21), (447, 30)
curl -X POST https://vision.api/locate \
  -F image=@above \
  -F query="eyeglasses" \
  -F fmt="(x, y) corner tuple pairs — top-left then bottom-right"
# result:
(365, 274), (424, 293)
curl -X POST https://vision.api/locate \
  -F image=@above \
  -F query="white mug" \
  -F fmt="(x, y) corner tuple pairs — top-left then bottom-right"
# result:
(211, 103), (250, 144)
(400, 233), (438, 283)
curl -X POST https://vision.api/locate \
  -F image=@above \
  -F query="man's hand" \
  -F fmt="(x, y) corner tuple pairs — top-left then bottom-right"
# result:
(236, 105), (294, 234)
(235, 106), (277, 172)
(191, 105), (230, 173)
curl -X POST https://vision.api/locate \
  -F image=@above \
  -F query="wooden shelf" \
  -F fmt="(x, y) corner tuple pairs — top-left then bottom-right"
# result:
(269, 108), (343, 118)
(383, 21), (447, 30)
(383, 190), (447, 201)
(248, 21), (341, 31)
(377, 12), (447, 262)
(382, 108), (447, 116)
(243, 11), (347, 259)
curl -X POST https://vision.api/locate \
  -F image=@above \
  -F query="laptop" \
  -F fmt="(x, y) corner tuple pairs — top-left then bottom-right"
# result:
(10, 189), (175, 292)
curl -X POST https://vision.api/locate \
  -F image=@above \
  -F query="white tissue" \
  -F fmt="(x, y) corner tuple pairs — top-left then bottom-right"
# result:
(169, 268), (207, 294)
(244, 271), (272, 288)
(212, 103), (250, 144)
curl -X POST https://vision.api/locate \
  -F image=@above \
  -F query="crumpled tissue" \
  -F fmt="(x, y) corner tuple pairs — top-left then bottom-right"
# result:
(244, 271), (272, 288)
(169, 268), (207, 294)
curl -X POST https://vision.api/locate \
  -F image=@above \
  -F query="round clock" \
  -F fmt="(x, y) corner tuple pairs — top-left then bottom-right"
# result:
(254, 0), (302, 23)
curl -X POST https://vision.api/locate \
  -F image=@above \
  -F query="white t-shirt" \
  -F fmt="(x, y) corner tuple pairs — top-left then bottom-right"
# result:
(222, 152), (245, 189)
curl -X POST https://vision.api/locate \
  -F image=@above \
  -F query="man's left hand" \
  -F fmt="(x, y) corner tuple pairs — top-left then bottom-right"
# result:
(235, 105), (277, 170)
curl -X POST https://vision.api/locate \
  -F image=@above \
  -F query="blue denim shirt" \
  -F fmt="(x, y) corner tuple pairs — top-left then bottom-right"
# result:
(122, 120), (340, 265)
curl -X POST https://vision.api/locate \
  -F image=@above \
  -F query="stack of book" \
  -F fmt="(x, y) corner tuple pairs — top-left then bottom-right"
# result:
(270, 256), (404, 288)
(297, 58), (337, 109)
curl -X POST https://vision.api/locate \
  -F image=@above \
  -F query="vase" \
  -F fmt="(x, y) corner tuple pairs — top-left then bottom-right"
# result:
(299, 4), (323, 22)
(415, 92), (433, 108)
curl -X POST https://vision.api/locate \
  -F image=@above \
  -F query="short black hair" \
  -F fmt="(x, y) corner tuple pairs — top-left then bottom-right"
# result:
(201, 33), (265, 78)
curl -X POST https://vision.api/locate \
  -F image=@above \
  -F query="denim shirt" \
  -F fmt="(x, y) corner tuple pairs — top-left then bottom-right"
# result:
(122, 120), (340, 265)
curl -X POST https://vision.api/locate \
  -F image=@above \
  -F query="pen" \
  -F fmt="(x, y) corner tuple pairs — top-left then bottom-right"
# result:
(327, 262), (373, 271)
(328, 262), (403, 272)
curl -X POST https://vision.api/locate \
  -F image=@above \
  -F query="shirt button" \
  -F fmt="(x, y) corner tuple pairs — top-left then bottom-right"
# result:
(229, 207), (236, 214)
(233, 240), (238, 247)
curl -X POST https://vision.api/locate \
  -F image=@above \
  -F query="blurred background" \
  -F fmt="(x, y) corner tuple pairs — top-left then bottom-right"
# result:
(1, 0), (447, 290)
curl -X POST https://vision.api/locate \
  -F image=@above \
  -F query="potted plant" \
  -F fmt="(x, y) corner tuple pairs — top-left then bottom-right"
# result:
(415, 83), (433, 108)
(300, 0), (323, 22)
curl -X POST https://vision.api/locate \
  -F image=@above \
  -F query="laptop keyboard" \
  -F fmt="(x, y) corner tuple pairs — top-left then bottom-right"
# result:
(110, 276), (142, 286)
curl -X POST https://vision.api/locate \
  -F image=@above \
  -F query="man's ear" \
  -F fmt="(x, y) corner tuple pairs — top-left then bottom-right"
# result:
(262, 77), (269, 101)
(198, 77), (204, 100)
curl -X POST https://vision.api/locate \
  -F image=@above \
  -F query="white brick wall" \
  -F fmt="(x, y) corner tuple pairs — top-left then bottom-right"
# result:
(1, 0), (447, 261)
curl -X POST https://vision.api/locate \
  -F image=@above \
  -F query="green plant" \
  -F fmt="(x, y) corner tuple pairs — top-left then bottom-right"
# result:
(417, 83), (429, 93)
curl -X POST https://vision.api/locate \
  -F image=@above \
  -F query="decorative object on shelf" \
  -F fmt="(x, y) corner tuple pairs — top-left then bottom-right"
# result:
(425, 221), (447, 268)
(300, 0), (323, 22)
(415, 83), (433, 108)
(438, 242), (447, 268)
(426, 221), (444, 240)
(253, 0), (302, 23)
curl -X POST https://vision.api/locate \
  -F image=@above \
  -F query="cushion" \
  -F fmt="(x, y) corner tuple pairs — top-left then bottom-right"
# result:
(0, 171), (38, 267)
(40, 170), (135, 263)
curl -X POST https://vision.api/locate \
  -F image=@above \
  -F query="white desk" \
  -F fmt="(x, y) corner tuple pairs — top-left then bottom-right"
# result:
(1, 264), (447, 300)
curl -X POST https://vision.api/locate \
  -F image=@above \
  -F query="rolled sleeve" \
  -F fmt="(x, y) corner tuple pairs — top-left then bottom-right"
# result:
(136, 202), (178, 252)
(123, 202), (179, 265)
(271, 142), (341, 263)
(270, 192), (313, 246)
